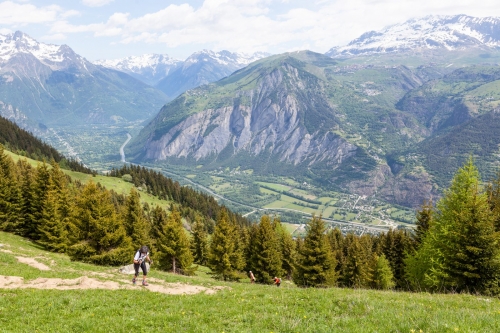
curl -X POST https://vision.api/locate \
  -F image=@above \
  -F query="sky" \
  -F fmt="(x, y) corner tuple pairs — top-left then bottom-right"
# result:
(1, 0), (500, 61)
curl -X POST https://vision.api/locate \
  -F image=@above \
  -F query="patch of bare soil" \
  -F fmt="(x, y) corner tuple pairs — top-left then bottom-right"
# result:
(16, 257), (51, 271)
(0, 275), (226, 295)
(0, 244), (13, 253)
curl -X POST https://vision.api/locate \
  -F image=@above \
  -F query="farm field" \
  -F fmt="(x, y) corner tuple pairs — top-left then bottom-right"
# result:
(1, 231), (499, 332)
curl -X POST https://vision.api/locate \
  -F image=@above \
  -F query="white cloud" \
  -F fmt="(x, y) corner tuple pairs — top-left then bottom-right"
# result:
(81, 0), (114, 7)
(41, 33), (67, 40)
(0, 1), (62, 25)
(47, 0), (500, 56)
(0, 28), (13, 35)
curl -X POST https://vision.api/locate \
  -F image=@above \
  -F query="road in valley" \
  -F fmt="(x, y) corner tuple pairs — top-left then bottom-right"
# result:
(120, 133), (132, 163)
(153, 167), (390, 233)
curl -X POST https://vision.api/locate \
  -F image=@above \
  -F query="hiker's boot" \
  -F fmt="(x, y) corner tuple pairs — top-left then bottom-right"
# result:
(142, 281), (149, 286)
(132, 277), (136, 285)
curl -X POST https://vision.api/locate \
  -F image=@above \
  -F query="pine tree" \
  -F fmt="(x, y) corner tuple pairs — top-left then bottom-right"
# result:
(0, 145), (21, 232)
(207, 209), (245, 280)
(274, 218), (296, 280)
(190, 216), (208, 266)
(69, 181), (132, 265)
(247, 215), (284, 284)
(37, 189), (68, 252)
(406, 158), (500, 294)
(293, 215), (336, 287)
(26, 162), (51, 240)
(123, 188), (150, 246)
(149, 205), (168, 253)
(371, 254), (395, 290)
(486, 171), (500, 231)
(326, 228), (345, 280)
(415, 200), (433, 245)
(156, 207), (194, 274)
(343, 236), (371, 288)
(37, 161), (72, 252)
(15, 159), (36, 237)
(383, 229), (414, 288)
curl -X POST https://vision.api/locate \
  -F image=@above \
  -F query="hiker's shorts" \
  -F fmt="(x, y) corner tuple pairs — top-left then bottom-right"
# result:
(134, 261), (147, 276)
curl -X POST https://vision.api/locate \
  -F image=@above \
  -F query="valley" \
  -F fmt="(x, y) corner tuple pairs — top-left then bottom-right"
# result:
(40, 123), (415, 233)
(6, 14), (500, 235)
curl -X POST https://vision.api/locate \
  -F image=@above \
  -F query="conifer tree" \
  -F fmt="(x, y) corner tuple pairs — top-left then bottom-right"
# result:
(156, 207), (194, 274)
(247, 215), (284, 284)
(371, 254), (395, 290)
(274, 218), (296, 280)
(293, 215), (336, 287)
(326, 228), (345, 279)
(15, 159), (35, 237)
(69, 181), (132, 265)
(383, 229), (414, 288)
(207, 209), (245, 280)
(486, 171), (500, 231)
(37, 189), (68, 252)
(406, 158), (500, 294)
(37, 162), (72, 252)
(149, 205), (168, 253)
(415, 200), (433, 245)
(123, 188), (150, 246)
(190, 216), (208, 266)
(0, 145), (21, 232)
(26, 162), (51, 240)
(343, 236), (372, 288)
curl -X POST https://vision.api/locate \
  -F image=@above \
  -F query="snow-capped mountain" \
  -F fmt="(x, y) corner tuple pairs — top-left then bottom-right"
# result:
(183, 49), (269, 67)
(94, 54), (182, 86)
(154, 49), (270, 100)
(327, 15), (500, 57)
(95, 50), (270, 97)
(0, 31), (166, 127)
(0, 31), (93, 73)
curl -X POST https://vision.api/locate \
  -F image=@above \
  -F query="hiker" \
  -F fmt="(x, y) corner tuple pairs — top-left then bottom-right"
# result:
(133, 245), (152, 286)
(273, 276), (281, 287)
(249, 271), (255, 284)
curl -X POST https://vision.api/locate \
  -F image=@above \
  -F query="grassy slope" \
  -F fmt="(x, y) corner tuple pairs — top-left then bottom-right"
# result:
(5, 150), (170, 208)
(1, 231), (499, 333)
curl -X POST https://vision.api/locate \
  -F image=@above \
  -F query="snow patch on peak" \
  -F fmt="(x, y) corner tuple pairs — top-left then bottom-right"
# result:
(0, 31), (84, 70)
(186, 49), (269, 66)
(327, 14), (500, 57)
(94, 53), (181, 72)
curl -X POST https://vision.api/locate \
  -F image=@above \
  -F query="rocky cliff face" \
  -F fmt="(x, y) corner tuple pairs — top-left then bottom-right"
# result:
(130, 51), (441, 208)
(143, 61), (357, 168)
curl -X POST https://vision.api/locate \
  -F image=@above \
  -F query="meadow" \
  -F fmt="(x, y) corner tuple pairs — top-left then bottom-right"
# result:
(1, 231), (499, 333)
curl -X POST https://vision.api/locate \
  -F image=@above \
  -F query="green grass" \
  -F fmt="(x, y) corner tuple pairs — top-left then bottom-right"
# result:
(6, 150), (171, 209)
(1, 231), (499, 332)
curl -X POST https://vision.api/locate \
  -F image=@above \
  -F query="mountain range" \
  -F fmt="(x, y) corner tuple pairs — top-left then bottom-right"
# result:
(127, 14), (500, 208)
(327, 15), (500, 58)
(0, 31), (167, 127)
(95, 50), (269, 100)
(4, 14), (500, 209)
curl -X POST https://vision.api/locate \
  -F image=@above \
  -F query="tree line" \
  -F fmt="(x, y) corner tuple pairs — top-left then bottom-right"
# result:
(1, 144), (499, 295)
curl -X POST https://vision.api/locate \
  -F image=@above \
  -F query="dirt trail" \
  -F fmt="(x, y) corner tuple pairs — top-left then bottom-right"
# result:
(16, 257), (51, 271)
(0, 275), (225, 295)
